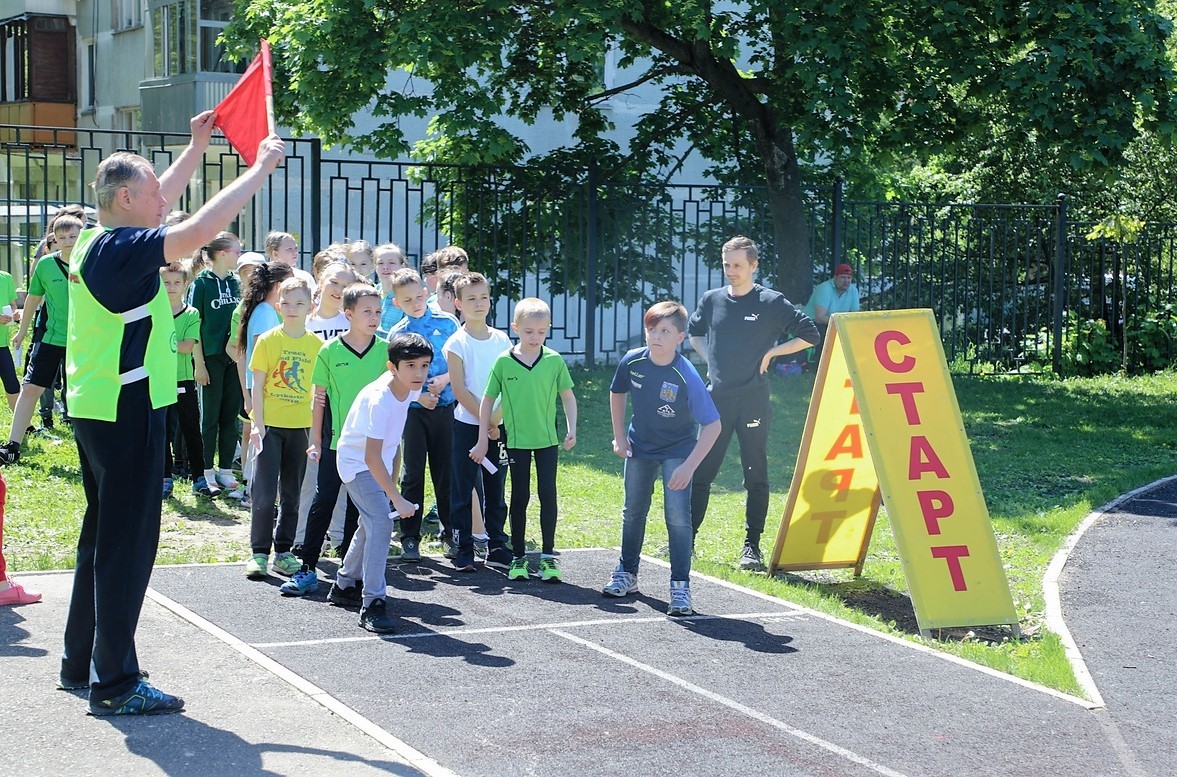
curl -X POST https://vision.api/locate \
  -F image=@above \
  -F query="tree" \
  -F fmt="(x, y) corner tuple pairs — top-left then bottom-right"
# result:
(227, 0), (1177, 301)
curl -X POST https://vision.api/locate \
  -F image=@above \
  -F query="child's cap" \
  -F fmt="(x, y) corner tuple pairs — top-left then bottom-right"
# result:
(237, 252), (266, 271)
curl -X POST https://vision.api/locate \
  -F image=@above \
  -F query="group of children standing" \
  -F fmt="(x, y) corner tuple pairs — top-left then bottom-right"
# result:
(0, 213), (725, 629)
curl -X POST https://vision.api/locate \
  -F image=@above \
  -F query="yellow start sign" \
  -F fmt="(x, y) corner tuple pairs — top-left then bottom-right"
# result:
(770, 310), (1018, 633)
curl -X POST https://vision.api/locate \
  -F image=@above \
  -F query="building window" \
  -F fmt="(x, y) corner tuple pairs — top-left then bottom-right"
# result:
(85, 42), (96, 109)
(112, 0), (144, 31)
(0, 15), (76, 103)
(150, 0), (196, 77)
(114, 106), (140, 132)
(199, 0), (244, 73)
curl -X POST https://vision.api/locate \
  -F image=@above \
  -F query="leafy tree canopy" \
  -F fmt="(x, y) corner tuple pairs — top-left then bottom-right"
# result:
(228, 0), (1177, 298)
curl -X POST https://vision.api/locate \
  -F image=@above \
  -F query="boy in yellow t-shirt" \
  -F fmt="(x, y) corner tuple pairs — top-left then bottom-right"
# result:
(245, 277), (323, 579)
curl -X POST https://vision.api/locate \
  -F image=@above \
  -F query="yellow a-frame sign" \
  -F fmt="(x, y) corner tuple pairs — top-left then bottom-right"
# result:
(770, 310), (1018, 634)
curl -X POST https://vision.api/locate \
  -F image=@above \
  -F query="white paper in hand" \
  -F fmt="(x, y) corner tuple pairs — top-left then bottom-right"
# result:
(480, 457), (498, 475)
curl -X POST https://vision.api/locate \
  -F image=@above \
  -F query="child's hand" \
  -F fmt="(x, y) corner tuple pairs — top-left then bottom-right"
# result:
(759, 352), (773, 375)
(469, 439), (488, 463)
(612, 437), (630, 459)
(418, 392), (439, 410)
(306, 442), (320, 462)
(487, 425), (500, 441)
(314, 391), (326, 408)
(11, 330), (23, 351)
(563, 432), (577, 451)
(249, 425), (265, 453)
(667, 461), (695, 490)
(390, 494), (416, 518)
(195, 364), (210, 386)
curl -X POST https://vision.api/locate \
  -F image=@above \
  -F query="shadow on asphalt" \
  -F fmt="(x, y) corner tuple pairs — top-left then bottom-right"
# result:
(0, 606), (49, 658)
(97, 714), (422, 776)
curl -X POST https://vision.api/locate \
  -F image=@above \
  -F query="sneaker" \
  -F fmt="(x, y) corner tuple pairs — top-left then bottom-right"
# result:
(271, 551), (301, 577)
(327, 581), (362, 608)
(239, 494), (252, 509)
(667, 580), (694, 616)
(441, 537), (458, 559)
(485, 547), (513, 570)
(60, 668), (150, 692)
(473, 537), (489, 560)
(0, 441), (20, 465)
(538, 556), (562, 583)
(244, 554), (269, 579)
(162, 478), (174, 499)
(507, 556), (530, 581)
(452, 550), (475, 572)
(225, 486), (246, 501)
(89, 680), (184, 716)
(215, 469), (240, 490)
(739, 542), (764, 571)
(601, 566), (638, 598)
(40, 414), (53, 430)
(423, 504), (440, 528)
(279, 568), (319, 597)
(399, 537), (421, 562)
(192, 476), (221, 498)
(0, 579), (42, 606)
(359, 598), (396, 633)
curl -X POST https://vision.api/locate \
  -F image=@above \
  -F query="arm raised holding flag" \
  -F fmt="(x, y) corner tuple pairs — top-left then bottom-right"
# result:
(53, 117), (285, 717)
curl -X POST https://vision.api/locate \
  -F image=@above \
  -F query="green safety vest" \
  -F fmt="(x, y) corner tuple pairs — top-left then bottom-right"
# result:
(66, 226), (177, 422)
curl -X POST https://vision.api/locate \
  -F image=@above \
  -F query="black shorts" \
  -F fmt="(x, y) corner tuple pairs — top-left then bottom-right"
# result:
(0, 346), (17, 394)
(24, 341), (66, 388)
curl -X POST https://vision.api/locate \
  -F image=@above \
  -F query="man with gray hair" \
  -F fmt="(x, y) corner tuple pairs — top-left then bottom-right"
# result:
(50, 111), (284, 715)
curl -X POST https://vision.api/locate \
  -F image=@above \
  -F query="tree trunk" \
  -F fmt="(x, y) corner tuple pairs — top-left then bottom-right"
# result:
(758, 130), (811, 304)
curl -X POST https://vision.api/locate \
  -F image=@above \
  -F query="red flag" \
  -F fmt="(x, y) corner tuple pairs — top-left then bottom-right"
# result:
(213, 40), (275, 166)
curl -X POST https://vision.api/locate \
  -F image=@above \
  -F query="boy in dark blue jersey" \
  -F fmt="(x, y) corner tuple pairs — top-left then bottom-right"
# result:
(603, 302), (721, 615)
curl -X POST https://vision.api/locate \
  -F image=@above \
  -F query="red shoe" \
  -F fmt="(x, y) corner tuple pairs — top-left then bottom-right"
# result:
(0, 579), (42, 605)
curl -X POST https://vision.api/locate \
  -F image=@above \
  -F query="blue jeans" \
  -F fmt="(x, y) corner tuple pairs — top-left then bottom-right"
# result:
(339, 470), (394, 607)
(620, 456), (693, 582)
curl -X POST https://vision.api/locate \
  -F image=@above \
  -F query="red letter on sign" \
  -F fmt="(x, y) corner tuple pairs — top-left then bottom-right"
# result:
(811, 511), (846, 543)
(843, 378), (859, 415)
(909, 436), (950, 480)
(874, 331), (916, 373)
(820, 468), (855, 502)
(886, 382), (925, 425)
(824, 425), (863, 461)
(931, 545), (970, 591)
(917, 490), (954, 534)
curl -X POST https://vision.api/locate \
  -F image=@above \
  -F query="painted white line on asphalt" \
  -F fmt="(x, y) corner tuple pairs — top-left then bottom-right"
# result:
(252, 611), (800, 649)
(551, 628), (910, 777)
(1041, 476), (1177, 710)
(639, 554), (1099, 709)
(145, 586), (460, 777)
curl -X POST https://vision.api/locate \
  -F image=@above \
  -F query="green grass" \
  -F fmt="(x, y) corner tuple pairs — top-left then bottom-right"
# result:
(8, 369), (1177, 698)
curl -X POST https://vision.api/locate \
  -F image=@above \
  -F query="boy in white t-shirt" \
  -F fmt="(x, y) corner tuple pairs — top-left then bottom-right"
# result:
(442, 273), (512, 571)
(328, 332), (432, 633)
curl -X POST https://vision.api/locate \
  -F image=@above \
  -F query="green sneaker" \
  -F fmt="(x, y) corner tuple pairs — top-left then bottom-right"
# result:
(538, 556), (562, 583)
(244, 554), (268, 579)
(507, 556), (530, 581)
(271, 551), (301, 577)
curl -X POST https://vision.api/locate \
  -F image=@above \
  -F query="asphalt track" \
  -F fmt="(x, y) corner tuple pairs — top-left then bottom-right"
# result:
(1058, 477), (1177, 776)
(136, 547), (1135, 777)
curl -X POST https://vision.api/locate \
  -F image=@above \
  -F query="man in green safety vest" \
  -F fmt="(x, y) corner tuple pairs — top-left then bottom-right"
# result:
(45, 113), (284, 716)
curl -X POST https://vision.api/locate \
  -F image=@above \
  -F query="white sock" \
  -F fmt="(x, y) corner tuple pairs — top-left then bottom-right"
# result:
(204, 468), (217, 482)
(473, 532), (489, 541)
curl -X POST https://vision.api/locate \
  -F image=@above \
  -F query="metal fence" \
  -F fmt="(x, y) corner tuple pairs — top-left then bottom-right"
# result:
(3, 123), (1177, 374)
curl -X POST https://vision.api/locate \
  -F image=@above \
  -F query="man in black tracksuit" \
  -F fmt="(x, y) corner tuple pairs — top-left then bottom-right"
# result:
(688, 235), (819, 570)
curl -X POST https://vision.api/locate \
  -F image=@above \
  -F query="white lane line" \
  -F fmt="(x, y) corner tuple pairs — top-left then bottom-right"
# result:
(1041, 476), (1177, 710)
(550, 628), (910, 777)
(145, 586), (460, 777)
(638, 554), (1099, 710)
(252, 611), (801, 649)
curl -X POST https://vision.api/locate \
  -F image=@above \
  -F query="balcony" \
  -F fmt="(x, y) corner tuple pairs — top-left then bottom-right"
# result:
(0, 102), (75, 145)
(139, 72), (239, 135)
